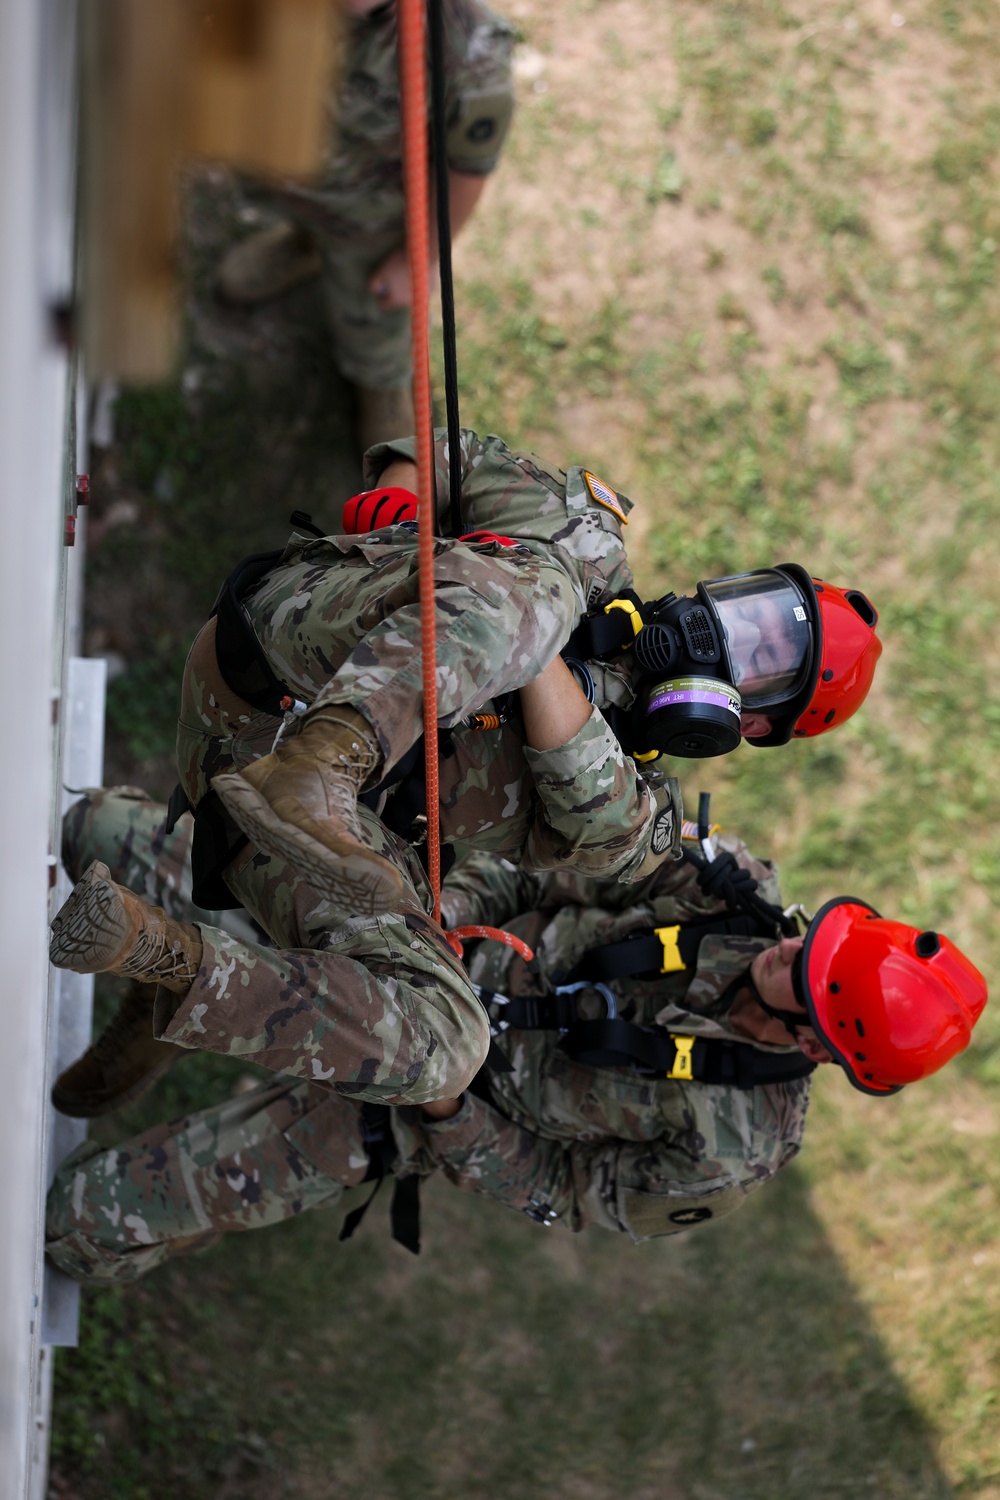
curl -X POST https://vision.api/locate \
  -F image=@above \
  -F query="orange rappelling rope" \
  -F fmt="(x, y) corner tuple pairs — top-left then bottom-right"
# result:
(396, 0), (535, 970)
(397, 0), (442, 922)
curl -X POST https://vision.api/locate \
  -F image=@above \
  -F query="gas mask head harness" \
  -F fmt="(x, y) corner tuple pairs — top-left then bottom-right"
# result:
(564, 565), (819, 759)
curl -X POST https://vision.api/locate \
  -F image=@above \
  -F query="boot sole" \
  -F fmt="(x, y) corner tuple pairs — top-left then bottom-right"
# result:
(49, 861), (132, 973)
(51, 1048), (179, 1119)
(213, 773), (406, 915)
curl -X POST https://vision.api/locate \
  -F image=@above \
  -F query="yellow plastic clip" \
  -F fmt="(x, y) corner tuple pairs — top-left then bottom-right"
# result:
(656, 924), (685, 973)
(603, 597), (644, 639)
(666, 1034), (695, 1081)
(634, 748), (660, 763)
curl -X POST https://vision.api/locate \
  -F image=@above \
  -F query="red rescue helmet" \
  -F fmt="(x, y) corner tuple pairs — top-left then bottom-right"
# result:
(798, 897), (988, 1096)
(342, 486), (418, 534)
(740, 565), (882, 746)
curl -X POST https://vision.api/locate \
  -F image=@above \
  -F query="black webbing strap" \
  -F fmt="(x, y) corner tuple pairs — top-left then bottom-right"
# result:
(159, 783), (250, 912)
(428, 0), (463, 539)
(566, 911), (761, 985)
(212, 550), (289, 716)
(190, 789), (249, 911)
(479, 986), (597, 1034)
(339, 1103), (422, 1255)
(476, 964), (814, 1089)
(163, 782), (192, 838)
(556, 1018), (815, 1088)
(563, 594), (643, 662)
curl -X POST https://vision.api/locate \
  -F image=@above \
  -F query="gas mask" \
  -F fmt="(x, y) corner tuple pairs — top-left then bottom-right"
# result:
(566, 566), (819, 759)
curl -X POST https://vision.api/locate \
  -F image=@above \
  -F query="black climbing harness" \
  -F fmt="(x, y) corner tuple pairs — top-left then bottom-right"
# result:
(472, 790), (812, 1090)
(338, 1102), (423, 1256)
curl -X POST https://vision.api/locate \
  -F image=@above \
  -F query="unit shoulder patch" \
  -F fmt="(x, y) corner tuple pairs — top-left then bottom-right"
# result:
(582, 471), (628, 524)
(651, 805), (676, 856)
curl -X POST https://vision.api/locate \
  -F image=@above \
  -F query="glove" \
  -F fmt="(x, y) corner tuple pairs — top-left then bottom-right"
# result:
(342, 486), (419, 533)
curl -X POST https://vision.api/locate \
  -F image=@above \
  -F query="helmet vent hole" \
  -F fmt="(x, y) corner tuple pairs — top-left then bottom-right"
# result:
(854, 1052), (866, 1062)
(915, 931), (941, 958)
(822, 669), (834, 682)
(838, 1021), (846, 1029)
(854, 1018), (865, 1037)
(830, 981), (841, 994)
(845, 590), (877, 627)
(824, 710), (836, 725)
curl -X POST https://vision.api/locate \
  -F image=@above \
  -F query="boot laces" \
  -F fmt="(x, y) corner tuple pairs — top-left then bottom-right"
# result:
(118, 923), (200, 985)
(319, 759), (371, 840)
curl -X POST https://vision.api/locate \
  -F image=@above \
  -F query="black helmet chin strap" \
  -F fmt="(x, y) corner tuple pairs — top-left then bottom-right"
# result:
(740, 951), (810, 1040)
(740, 967), (808, 1039)
(685, 790), (811, 1041)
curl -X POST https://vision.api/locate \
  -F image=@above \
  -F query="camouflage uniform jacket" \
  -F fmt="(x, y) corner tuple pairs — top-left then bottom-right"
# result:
(271, 0), (516, 244)
(178, 429), (680, 882)
(396, 834), (812, 1241)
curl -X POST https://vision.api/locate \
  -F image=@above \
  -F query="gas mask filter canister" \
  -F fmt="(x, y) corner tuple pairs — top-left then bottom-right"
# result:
(631, 593), (742, 758)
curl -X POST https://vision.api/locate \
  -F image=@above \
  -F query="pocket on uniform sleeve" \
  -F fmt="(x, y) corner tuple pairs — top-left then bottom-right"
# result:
(618, 1178), (749, 1243)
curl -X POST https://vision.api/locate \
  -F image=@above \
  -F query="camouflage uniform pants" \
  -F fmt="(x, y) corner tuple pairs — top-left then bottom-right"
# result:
(176, 532), (573, 807)
(45, 1075), (367, 1283)
(61, 787), (489, 1105)
(241, 169), (412, 388)
(319, 229), (412, 389)
(49, 788), (429, 1282)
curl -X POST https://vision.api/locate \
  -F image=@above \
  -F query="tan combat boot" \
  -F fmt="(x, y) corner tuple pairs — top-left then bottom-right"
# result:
(356, 382), (415, 452)
(51, 980), (178, 1118)
(50, 860), (204, 988)
(211, 706), (406, 914)
(217, 222), (324, 304)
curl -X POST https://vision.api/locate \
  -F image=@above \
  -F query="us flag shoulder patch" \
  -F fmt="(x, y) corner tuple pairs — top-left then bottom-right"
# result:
(583, 470), (628, 524)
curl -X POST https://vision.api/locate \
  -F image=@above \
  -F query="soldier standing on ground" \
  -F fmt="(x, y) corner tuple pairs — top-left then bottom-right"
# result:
(217, 0), (516, 450)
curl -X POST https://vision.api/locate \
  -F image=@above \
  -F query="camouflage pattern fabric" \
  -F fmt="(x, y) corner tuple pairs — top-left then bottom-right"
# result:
(61, 784), (259, 946)
(62, 787), (490, 1106)
(47, 794), (809, 1279)
(397, 838), (811, 1242)
(45, 1077), (359, 1283)
(241, 0), (516, 387)
(176, 429), (682, 884)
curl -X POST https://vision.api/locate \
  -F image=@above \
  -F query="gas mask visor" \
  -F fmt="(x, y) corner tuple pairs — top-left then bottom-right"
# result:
(699, 570), (815, 712)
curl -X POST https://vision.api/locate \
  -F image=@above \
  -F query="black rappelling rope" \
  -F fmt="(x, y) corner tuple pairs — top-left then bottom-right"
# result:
(428, 0), (464, 539)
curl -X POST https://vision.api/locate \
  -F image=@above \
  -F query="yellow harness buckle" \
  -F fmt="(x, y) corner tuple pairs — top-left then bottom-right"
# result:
(667, 1034), (695, 1081)
(603, 597), (644, 638)
(655, 924), (685, 973)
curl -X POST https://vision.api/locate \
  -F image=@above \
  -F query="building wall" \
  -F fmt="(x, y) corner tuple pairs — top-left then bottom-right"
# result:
(0, 3), (79, 1497)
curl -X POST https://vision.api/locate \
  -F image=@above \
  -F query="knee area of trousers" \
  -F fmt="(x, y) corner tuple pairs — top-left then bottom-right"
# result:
(60, 786), (151, 880)
(422, 1006), (491, 1103)
(45, 1230), (160, 1284)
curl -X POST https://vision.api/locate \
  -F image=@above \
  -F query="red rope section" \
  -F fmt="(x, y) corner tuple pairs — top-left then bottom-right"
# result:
(397, 0), (442, 921)
(445, 926), (536, 964)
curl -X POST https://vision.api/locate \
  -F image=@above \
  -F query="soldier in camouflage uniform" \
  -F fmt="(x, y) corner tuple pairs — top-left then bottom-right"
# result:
(217, 0), (516, 448)
(189, 428), (688, 915)
(51, 785), (984, 1282)
(194, 424), (875, 916)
